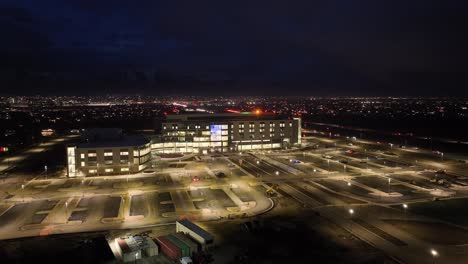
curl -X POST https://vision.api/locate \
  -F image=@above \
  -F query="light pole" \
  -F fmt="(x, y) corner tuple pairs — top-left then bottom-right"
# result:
(44, 165), (48, 180)
(388, 177), (391, 193)
(441, 152), (444, 161)
(403, 203), (408, 221)
(81, 180), (85, 198)
(65, 201), (69, 222)
(21, 184), (25, 202)
(349, 208), (354, 233)
(430, 248), (438, 263)
(343, 164), (347, 173)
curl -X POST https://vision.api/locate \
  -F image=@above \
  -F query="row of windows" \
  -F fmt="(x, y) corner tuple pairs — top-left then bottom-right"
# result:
(81, 149), (131, 159)
(238, 128), (285, 133)
(163, 124), (232, 130)
(238, 122), (292, 128)
(236, 133), (286, 139)
(163, 123), (293, 130)
(163, 124), (229, 130)
(81, 159), (131, 166)
(88, 167), (129, 174)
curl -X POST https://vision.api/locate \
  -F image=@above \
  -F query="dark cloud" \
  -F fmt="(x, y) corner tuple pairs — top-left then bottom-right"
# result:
(1, 0), (467, 96)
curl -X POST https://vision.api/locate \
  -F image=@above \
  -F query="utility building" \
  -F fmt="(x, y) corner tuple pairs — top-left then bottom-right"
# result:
(176, 219), (214, 250)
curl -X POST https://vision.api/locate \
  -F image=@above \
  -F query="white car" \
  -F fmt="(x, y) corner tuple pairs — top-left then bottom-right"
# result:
(180, 257), (193, 264)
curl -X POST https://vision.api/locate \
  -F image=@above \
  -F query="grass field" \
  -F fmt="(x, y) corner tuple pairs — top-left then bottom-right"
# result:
(385, 219), (468, 245)
(403, 198), (468, 227)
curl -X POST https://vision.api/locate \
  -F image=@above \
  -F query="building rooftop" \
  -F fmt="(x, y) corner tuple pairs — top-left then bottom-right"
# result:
(177, 219), (214, 242)
(77, 135), (149, 149)
(165, 113), (287, 122)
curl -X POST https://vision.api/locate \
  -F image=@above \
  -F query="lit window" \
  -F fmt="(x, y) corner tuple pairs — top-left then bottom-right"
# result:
(120, 151), (129, 155)
(105, 168), (113, 173)
(80, 154), (85, 159)
(121, 168), (129, 172)
(89, 169), (97, 174)
(104, 152), (113, 156)
(88, 153), (97, 157)
(81, 162), (85, 166)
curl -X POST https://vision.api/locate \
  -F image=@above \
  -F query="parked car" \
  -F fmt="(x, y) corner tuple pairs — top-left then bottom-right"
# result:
(215, 172), (226, 178)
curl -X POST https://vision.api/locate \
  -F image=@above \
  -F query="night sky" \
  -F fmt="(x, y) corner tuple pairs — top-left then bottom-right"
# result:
(1, 0), (468, 96)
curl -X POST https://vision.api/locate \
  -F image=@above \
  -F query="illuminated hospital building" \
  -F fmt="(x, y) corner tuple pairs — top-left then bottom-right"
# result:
(67, 114), (301, 177)
(151, 113), (301, 154)
(67, 128), (151, 177)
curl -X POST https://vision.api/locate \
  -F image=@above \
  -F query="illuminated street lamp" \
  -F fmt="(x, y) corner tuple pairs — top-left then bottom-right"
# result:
(65, 201), (69, 221)
(21, 184), (25, 202)
(256, 160), (260, 165)
(44, 165), (48, 180)
(403, 203), (408, 220)
(347, 182), (352, 187)
(275, 171), (279, 176)
(389, 143), (393, 149)
(430, 249), (438, 263)
(348, 208), (354, 233)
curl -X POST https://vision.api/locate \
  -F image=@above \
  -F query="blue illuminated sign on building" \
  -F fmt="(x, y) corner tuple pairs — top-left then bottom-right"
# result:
(210, 125), (222, 141)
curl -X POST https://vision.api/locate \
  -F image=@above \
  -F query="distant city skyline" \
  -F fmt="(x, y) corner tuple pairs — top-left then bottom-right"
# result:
(1, 0), (468, 96)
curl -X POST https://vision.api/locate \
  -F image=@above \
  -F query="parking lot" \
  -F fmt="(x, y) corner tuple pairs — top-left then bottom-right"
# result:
(0, 131), (467, 264)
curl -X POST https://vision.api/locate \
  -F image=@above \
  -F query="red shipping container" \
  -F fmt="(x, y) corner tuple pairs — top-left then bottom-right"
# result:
(117, 239), (130, 253)
(155, 236), (181, 261)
